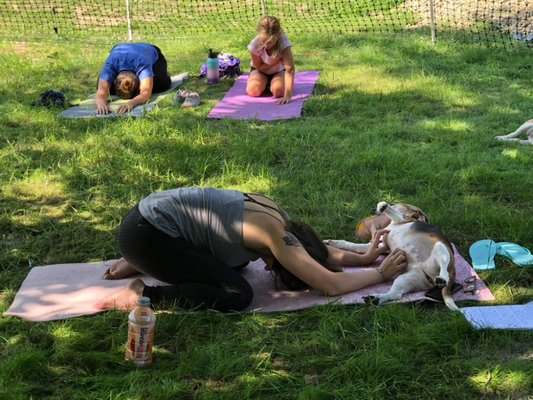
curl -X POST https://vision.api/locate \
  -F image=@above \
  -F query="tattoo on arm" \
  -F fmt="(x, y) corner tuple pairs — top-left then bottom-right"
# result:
(282, 232), (302, 247)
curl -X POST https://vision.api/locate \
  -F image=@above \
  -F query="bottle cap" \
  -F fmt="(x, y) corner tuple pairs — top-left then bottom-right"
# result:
(136, 296), (151, 306)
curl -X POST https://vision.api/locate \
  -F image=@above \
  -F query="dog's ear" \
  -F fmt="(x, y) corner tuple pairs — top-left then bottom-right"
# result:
(355, 214), (391, 239)
(406, 206), (429, 222)
(355, 216), (375, 239)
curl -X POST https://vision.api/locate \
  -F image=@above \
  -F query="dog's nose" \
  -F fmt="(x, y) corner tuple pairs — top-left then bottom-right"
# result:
(371, 208), (377, 215)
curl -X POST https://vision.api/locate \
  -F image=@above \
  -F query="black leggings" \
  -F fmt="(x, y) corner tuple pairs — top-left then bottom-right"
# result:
(109, 45), (172, 95)
(118, 205), (253, 312)
(149, 45), (172, 93)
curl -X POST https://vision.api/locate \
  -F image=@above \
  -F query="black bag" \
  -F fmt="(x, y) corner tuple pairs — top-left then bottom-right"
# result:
(31, 89), (68, 108)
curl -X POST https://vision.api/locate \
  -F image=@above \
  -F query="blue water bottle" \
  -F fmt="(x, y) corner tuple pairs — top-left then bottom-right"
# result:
(206, 49), (219, 84)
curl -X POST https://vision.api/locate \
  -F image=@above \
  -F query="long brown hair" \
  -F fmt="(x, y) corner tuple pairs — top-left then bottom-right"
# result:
(271, 220), (342, 290)
(256, 16), (284, 59)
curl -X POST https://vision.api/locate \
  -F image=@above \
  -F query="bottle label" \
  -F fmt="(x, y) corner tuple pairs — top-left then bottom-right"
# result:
(125, 322), (155, 366)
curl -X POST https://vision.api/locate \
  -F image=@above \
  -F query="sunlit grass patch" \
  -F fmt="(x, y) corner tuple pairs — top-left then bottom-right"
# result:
(0, 32), (532, 400)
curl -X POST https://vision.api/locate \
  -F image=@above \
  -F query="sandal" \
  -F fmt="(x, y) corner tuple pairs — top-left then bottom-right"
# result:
(495, 242), (533, 267)
(181, 92), (200, 108)
(173, 88), (192, 104)
(469, 239), (497, 270)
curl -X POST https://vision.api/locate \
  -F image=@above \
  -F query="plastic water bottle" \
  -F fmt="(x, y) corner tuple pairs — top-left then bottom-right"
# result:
(206, 49), (219, 84)
(124, 296), (156, 367)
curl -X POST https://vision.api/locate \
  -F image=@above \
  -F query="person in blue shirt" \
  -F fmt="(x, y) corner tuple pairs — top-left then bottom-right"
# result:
(95, 42), (171, 115)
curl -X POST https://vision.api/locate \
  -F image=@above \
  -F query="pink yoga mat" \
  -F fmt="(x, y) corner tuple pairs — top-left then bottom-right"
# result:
(207, 70), (319, 120)
(3, 245), (494, 321)
(244, 245), (494, 312)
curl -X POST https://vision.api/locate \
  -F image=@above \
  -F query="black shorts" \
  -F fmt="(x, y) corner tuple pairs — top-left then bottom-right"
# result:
(150, 45), (172, 93)
(250, 67), (285, 84)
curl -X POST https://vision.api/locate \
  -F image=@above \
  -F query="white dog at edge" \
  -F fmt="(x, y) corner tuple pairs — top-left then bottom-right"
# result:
(326, 201), (459, 311)
(495, 120), (533, 145)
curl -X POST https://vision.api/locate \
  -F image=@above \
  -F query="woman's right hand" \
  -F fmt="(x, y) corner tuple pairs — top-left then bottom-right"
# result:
(95, 79), (112, 115)
(378, 248), (407, 280)
(96, 98), (110, 115)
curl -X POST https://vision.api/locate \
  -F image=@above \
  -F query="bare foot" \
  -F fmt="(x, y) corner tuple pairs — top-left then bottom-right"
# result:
(94, 278), (145, 310)
(102, 257), (139, 280)
(378, 249), (407, 280)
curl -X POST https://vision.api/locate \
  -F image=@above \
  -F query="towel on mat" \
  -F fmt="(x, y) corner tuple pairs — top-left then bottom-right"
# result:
(207, 70), (319, 120)
(3, 245), (494, 321)
(60, 72), (188, 118)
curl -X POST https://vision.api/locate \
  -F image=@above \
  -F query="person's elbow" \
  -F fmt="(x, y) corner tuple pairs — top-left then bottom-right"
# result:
(95, 87), (108, 98)
(137, 89), (152, 102)
(313, 272), (344, 296)
(285, 64), (295, 74)
(140, 86), (153, 97)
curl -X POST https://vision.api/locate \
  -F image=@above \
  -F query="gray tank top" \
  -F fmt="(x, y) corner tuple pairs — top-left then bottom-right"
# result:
(138, 187), (261, 266)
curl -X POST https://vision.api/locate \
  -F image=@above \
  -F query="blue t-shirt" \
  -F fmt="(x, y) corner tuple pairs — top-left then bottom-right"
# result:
(98, 42), (159, 83)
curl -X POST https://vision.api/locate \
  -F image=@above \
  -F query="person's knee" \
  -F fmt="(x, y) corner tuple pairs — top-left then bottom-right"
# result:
(271, 86), (284, 98)
(246, 85), (264, 97)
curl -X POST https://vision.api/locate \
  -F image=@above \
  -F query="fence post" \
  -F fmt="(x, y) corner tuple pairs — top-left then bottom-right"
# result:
(126, 0), (133, 41)
(429, 0), (436, 45)
(52, 6), (60, 38)
(260, 0), (266, 16)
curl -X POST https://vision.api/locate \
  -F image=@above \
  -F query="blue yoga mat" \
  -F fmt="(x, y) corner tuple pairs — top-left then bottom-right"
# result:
(60, 73), (188, 118)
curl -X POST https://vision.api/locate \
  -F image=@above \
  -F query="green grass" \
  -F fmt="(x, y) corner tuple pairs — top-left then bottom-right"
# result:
(1, 33), (532, 399)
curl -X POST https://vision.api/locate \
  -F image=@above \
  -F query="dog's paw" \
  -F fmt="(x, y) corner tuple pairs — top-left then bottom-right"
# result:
(435, 276), (448, 288)
(363, 295), (380, 306)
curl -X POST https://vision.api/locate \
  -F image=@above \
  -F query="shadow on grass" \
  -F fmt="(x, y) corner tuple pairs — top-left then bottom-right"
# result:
(1, 34), (532, 400)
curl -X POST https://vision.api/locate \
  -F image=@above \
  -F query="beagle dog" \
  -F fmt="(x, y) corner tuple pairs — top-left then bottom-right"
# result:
(495, 120), (533, 145)
(326, 202), (459, 311)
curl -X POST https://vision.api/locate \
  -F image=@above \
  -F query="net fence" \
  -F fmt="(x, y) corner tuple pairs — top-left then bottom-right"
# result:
(0, 0), (531, 47)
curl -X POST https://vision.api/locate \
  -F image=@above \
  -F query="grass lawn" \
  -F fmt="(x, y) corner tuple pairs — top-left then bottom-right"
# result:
(1, 32), (532, 399)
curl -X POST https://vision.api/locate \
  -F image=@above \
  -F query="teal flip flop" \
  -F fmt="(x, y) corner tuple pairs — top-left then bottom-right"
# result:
(469, 239), (497, 270)
(495, 242), (533, 267)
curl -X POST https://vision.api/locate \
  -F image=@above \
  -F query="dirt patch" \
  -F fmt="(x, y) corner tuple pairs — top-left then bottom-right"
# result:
(399, 0), (532, 39)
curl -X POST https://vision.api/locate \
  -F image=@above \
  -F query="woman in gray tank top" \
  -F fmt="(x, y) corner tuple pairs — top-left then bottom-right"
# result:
(95, 187), (406, 312)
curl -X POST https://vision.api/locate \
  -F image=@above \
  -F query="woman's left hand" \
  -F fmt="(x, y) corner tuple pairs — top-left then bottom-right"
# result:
(116, 102), (133, 114)
(276, 96), (291, 105)
(364, 228), (390, 261)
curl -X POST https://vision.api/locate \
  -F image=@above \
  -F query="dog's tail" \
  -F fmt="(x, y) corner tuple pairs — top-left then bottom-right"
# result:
(441, 282), (459, 312)
(433, 241), (459, 311)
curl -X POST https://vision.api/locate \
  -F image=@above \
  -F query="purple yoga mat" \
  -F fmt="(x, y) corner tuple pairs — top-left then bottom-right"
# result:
(207, 70), (320, 120)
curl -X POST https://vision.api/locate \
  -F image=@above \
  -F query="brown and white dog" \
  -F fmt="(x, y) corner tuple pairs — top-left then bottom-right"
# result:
(495, 120), (533, 145)
(326, 201), (459, 311)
